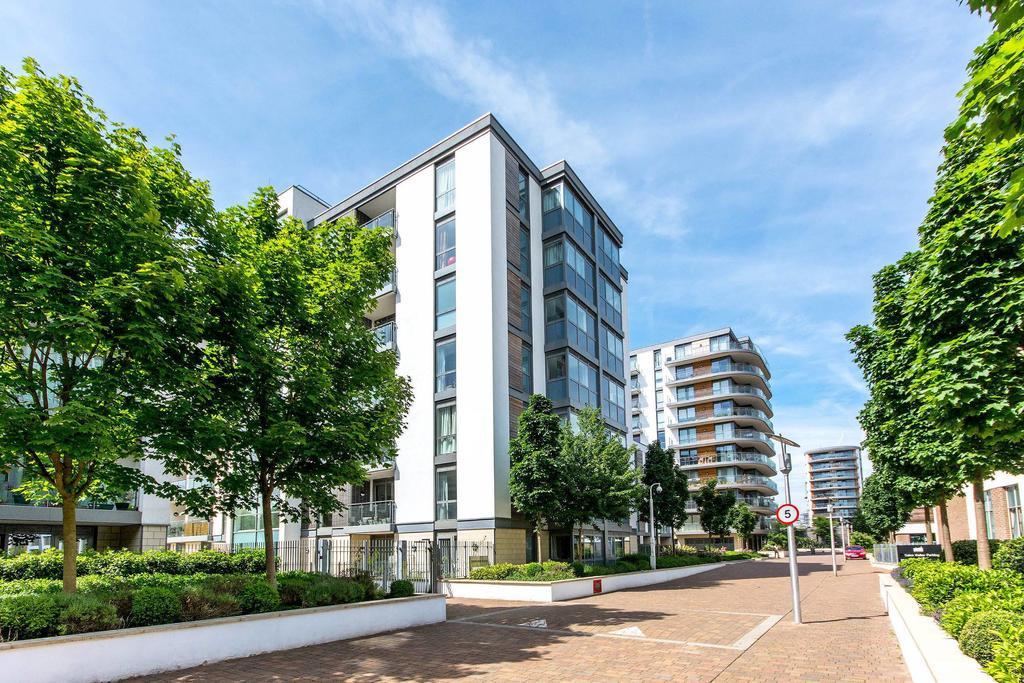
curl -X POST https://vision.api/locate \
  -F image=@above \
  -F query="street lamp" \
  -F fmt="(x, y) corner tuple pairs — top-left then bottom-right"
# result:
(827, 501), (837, 577)
(770, 432), (803, 625)
(649, 482), (662, 570)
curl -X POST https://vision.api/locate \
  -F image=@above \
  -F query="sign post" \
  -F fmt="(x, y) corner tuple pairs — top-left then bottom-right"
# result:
(772, 433), (803, 625)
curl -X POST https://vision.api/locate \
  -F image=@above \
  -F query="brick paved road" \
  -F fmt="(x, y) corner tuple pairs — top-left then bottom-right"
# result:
(131, 555), (908, 682)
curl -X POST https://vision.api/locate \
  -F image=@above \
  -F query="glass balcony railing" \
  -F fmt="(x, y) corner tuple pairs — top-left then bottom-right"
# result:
(673, 362), (767, 382)
(711, 474), (778, 493)
(373, 322), (395, 350)
(347, 500), (395, 526)
(678, 451), (776, 470)
(167, 520), (210, 538)
(0, 487), (139, 511)
(361, 210), (395, 231)
(671, 384), (772, 409)
(676, 429), (775, 448)
(674, 406), (772, 430)
(669, 340), (770, 371)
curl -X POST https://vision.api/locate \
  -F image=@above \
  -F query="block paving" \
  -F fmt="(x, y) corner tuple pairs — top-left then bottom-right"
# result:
(130, 555), (909, 682)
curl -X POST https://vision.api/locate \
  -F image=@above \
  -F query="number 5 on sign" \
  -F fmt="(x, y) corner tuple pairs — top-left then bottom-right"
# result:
(776, 504), (799, 526)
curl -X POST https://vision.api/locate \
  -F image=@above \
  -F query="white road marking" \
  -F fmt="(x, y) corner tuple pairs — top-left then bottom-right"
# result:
(519, 618), (548, 628)
(731, 614), (783, 650)
(609, 626), (646, 638)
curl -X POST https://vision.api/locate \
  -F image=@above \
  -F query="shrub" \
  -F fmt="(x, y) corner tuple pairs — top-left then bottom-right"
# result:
(467, 561), (573, 582)
(898, 557), (940, 581)
(0, 578), (62, 596)
(952, 539), (1003, 566)
(180, 550), (235, 575)
(141, 551), (185, 575)
(277, 572), (318, 606)
(941, 589), (1024, 638)
(0, 549), (64, 580)
(58, 594), (119, 635)
(994, 538), (1024, 575)
(129, 586), (182, 627)
(988, 622), (1024, 683)
(960, 610), (1024, 665)
(238, 580), (280, 614)
(0, 593), (60, 641)
(180, 586), (242, 621)
(908, 562), (1023, 613)
(231, 548), (270, 574)
(389, 580), (414, 598)
(850, 531), (878, 549)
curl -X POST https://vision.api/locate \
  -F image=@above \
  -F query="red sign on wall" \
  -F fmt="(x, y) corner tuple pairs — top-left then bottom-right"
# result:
(593, 579), (602, 594)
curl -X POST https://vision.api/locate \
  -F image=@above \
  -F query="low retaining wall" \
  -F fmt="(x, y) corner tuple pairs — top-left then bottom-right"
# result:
(0, 594), (446, 683)
(442, 560), (742, 602)
(878, 574), (991, 683)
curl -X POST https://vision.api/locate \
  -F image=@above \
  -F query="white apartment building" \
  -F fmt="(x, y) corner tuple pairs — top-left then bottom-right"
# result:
(805, 446), (862, 524)
(630, 329), (777, 549)
(168, 115), (632, 564)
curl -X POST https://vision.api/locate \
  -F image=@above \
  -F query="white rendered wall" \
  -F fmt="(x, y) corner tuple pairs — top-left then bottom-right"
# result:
(454, 133), (503, 523)
(393, 165), (438, 527)
(528, 172), (545, 397)
(138, 459), (171, 526)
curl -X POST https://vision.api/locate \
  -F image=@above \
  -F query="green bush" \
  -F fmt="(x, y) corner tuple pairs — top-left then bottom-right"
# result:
(994, 538), (1024, 575)
(468, 562), (575, 582)
(908, 561), (1024, 613)
(952, 539), (1003, 566)
(389, 580), (414, 598)
(0, 550), (64, 580)
(850, 531), (878, 549)
(960, 610), (1024, 665)
(277, 572), (318, 606)
(238, 580), (279, 613)
(0, 593), (60, 641)
(180, 550), (235, 575)
(0, 578), (62, 595)
(898, 557), (940, 580)
(0, 549), (268, 581)
(58, 593), (119, 635)
(231, 549), (270, 574)
(180, 586), (242, 621)
(940, 590), (1024, 638)
(988, 622), (1024, 683)
(129, 587), (182, 627)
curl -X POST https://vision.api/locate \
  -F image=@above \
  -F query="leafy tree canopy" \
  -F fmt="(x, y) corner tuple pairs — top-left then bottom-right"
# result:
(509, 394), (567, 535)
(638, 441), (689, 531)
(692, 479), (734, 542)
(860, 467), (914, 540)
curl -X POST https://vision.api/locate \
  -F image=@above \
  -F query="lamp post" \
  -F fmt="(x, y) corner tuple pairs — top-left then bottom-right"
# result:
(649, 482), (662, 570)
(771, 433), (803, 624)
(827, 502), (837, 577)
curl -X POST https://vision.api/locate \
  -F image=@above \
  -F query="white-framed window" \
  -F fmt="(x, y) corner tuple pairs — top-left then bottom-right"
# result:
(436, 468), (457, 520)
(435, 278), (456, 330)
(435, 340), (456, 392)
(435, 159), (455, 212)
(436, 403), (456, 456)
(1008, 485), (1023, 538)
(435, 218), (456, 269)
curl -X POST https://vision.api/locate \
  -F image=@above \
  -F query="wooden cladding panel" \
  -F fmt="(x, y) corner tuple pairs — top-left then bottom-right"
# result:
(508, 333), (524, 394)
(509, 394), (524, 439)
(507, 272), (522, 330)
(506, 208), (521, 271)
(504, 149), (519, 208)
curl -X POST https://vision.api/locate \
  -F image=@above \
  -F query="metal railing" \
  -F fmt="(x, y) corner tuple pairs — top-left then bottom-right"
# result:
(0, 488), (139, 511)
(674, 406), (772, 429)
(672, 362), (767, 382)
(168, 520), (210, 538)
(676, 428), (776, 448)
(677, 451), (776, 470)
(873, 543), (898, 564)
(347, 500), (395, 526)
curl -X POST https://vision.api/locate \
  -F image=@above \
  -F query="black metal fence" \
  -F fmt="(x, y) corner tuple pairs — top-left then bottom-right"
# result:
(207, 539), (493, 593)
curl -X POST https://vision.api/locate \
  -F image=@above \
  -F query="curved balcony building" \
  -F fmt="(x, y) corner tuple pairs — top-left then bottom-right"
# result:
(806, 446), (863, 524)
(630, 329), (776, 550)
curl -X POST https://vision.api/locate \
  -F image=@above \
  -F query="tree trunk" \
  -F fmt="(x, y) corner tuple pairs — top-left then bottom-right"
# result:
(671, 526), (677, 553)
(938, 498), (954, 563)
(923, 505), (934, 543)
(61, 494), (78, 593)
(972, 473), (992, 570)
(577, 526), (584, 564)
(601, 520), (609, 566)
(261, 488), (277, 586)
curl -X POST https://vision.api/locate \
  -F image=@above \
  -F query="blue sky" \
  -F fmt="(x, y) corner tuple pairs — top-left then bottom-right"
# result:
(0, 1), (991, 507)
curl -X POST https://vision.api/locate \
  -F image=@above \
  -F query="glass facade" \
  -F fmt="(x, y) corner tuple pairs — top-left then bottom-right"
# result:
(600, 325), (623, 374)
(602, 375), (626, 426)
(543, 239), (595, 303)
(542, 183), (594, 253)
(544, 292), (596, 355)
(435, 468), (457, 520)
(599, 277), (622, 330)
(436, 403), (456, 455)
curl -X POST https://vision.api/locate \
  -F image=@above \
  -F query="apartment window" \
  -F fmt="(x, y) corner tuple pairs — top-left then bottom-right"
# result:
(654, 369), (663, 389)
(656, 390), (664, 409)
(518, 167), (529, 222)
(631, 414), (641, 430)
(602, 375), (626, 425)
(1009, 485), (1023, 538)
(436, 218), (456, 269)
(599, 277), (622, 329)
(678, 427), (696, 444)
(600, 325), (624, 374)
(545, 292), (596, 355)
(675, 342), (692, 358)
(715, 423), (735, 439)
(520, 286), (532, 333)
(435, 340), (456, 392)
(521, 343), (533, 394)
(712, 379), (732, 395)
(542, 183), (594, 253)
(675, 365), (694, 380)
(657, 430), (666, 448)
(233, 507), (279, 533)
(435, 159), (455, 212)
(543, 239), (596, 303)
(677, 406), (696, 422)
(436, 468), (457, 520)
(629, 355), (637, 372)
(435, 278), (456, 330)
(657, 410), (666, 429)
(710, 334), (731, 352)
(676, 385), (695, 401)
(436, 403), (456, 456)
(654, 349), (661, 367)
(519, 226), (530, 275)
(597, 226), (620, 273)
(714, 400), (733, 416)
(568, 353), (598, 407)
(545, 353), (567, 400)
(985, 490), (995, 539)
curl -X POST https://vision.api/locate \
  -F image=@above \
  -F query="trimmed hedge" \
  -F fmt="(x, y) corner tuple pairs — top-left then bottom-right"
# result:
(389, 580), (415, 598)
(952, 539), (1003, 566)
(941, 589), (1024, 638)
(988, 622), (1024, 683)
(960, 610), (1024, 665)
(467, 550), (741, 582)
(994, 537), (1024, 574)
(0, 549), (269, 581)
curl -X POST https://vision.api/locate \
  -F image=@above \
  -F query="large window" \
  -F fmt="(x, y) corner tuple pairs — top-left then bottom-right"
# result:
(435, 278), (456, 330)
(597, 227), (620, 273)
(436, 403), (456, 456)
(599, 277), (622, 330)
(657, 410), (666, 428)
(676, 385), (695, 401)
(543, 239), (596, 303)
(601, 325), (623, 374)
(545, 352), (597, 407)
(435, 340), (456, 392)
(436, 218), (456, 269)
(602, 375), (626, 425)
(710, 334), (732, 352)
(520, 285), (532, 333)
(518, 167), (529, 222)
(654, 369), (663, 389)
(519, 226), (530, 276)
(233, 507), (279, 533)
(521, 343), (533, 394)
(985, 490), (995, 539)
(436, 159), (455, 212)
(542, 183), (593, 253)
(678, 427), (696, 444)
(1009, 485), (1023, 538)
(544, 292), (596, 355)
(436, 468), (457, 520)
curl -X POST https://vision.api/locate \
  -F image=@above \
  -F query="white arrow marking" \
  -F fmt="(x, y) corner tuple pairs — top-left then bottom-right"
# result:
(518, 618), (548, 628)
(610, 626), (646, 638)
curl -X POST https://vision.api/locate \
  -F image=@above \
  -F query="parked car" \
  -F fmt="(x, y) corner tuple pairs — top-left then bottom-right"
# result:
(844, 545), (867, 559)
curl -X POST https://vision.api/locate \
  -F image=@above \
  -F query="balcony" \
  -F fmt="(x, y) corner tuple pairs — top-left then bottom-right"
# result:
(1, 487), (138, 511)
(672, 405), (773, 431)
(347, 500), (395, 527)
(665, 340), (770, 374)
(667, 385), (771, 412)
(692, 474), (778, 495)
(373, 321), (395, 351)
(677, 451), (777, 476)
(673, 428), (776, 456)
(168, 520), (210, 539)
(667, 362), (770, 392)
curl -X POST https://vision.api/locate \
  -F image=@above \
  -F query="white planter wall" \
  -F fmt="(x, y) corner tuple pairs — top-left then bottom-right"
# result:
(441, 560), (739, 602)
(0, 595), (445, 683)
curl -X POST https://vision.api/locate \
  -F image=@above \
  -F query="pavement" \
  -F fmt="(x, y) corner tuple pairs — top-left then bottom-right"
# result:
(129, 555), (909, 682)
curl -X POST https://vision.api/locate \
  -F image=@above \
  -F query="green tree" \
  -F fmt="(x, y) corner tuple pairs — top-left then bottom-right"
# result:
(692, 479), (734, 545)
(727, 503), (757, 550)
(150, 188), (411, 585)
(904, 128), (1024, 568)
(509, 394), (566, 559)
(812, 516), (833, 546)
(555, 407), (643, 560)
(0, 60), (214, 592)
(860, 468), (914, 541)
(638, 441), (689, 547)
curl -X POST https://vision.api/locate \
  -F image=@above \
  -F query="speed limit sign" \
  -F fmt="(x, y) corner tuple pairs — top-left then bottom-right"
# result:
(776, 503), (799, 526)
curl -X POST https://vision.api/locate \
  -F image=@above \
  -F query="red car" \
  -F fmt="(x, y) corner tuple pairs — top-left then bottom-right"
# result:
(845, 545), (867, 559)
